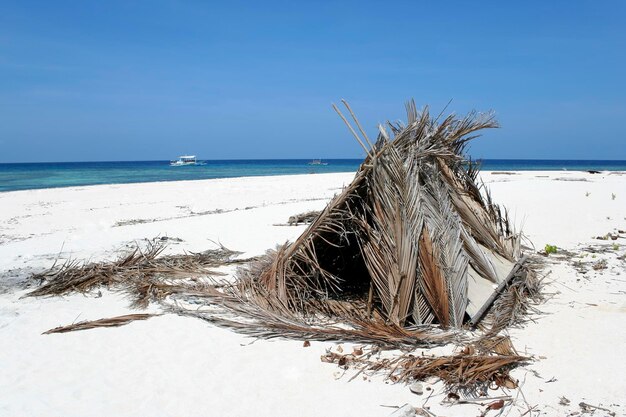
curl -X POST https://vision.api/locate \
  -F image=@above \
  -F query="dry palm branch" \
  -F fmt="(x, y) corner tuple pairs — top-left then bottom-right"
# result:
(28, 241), (248, 308)
(43, 313), (159, 335)
(321, 338), (527, 396)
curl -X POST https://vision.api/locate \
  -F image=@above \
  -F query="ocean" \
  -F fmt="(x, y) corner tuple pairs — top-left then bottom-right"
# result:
(1, 159), (626, 193)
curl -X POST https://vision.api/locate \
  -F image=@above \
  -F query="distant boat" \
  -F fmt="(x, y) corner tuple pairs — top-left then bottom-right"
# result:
(307, 159), (328, 166)
(170, 155), (198, 166)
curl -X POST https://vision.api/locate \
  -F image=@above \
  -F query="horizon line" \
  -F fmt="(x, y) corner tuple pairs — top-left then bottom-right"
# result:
(2, 157), (626, 165)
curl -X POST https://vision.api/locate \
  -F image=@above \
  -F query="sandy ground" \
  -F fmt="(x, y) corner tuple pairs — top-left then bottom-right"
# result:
(0, 171), (624, 417)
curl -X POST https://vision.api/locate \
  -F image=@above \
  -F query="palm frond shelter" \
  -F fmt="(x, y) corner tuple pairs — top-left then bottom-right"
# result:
(229, 100), (525, 335)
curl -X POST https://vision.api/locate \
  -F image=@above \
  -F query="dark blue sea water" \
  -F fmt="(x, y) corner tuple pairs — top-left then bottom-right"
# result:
(1, 159), (625, 193)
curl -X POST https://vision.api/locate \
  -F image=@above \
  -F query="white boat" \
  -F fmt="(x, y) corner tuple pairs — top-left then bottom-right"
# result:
(307, 159), (328, 166)
(170, 155), (197, 166)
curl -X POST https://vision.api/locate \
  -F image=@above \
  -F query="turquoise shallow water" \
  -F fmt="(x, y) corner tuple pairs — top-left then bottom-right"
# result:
(1, 159), (626, 192)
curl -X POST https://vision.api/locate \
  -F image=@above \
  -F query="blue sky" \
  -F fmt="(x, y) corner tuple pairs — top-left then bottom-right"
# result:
(1, 1), (625, 162)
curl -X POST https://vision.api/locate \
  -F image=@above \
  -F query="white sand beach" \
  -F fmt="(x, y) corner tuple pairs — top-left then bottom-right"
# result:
(0, 171), (624, 417)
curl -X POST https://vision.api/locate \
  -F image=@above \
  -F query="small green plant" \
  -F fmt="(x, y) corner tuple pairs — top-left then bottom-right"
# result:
(613, 243), (619, 250)
(544, 244), (558, 254)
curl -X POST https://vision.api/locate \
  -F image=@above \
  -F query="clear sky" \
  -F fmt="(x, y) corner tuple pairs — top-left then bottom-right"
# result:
(1, 1), (625, 162)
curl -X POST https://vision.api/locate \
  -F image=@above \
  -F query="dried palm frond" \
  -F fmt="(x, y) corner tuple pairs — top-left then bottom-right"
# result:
(28, 241), (246, 303)
(357, 146), (423, 326)
(166, 265), (462, 349)
(480, 261), (544, 335)
(472, 335), (518, 356)
(181, 303), (459, 348)
(43, 313), (158, 334)
(418, 227), (450, 326)
(321, 347), (527, 395)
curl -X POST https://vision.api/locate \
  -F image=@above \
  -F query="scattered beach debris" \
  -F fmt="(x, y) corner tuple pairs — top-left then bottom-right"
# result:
(592, 259), (608, 270)
(579, 401), (616, 416)
(43, 313), (159, 335)
(114, 218), (159, 227)
(565, 241), (626, 276)
(287, 210), (321, 225)
(476, 399), (509, 417)
(320, 345), (526, 394)
(409, 382), (423, 395)
(595, 232), (621, 240)
(387, 404), (418, 417)
(157, 236), (184, 243)
(116, 199), (330, 227)
(587, 170), (601, 174)
(554, 177), (589, 182)
(581, 245), (615, 254)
